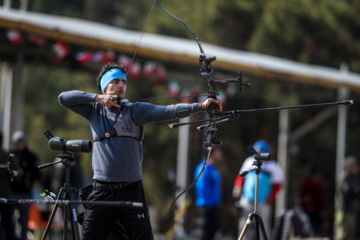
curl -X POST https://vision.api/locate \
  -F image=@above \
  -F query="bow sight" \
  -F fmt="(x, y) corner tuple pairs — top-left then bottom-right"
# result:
(200, 55), (250, 96)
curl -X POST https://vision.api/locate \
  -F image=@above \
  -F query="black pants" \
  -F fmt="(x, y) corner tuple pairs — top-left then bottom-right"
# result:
(199, 206), (220, 240)
(0, 204), (16, 240)
(81, 181), (153, 240)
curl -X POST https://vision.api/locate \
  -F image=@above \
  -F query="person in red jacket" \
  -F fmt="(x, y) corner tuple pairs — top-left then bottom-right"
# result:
(299, 167), (325, 235)
(232, 140), (283, 239)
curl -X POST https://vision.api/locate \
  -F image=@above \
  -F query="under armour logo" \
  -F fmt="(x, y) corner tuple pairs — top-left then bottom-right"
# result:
(138, 214), (145, 219)
(122, 126), (132, 132)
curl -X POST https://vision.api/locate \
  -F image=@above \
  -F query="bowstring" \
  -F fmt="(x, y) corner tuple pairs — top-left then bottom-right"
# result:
(123, 0), (172, 213)
(125, 0), (157, 76)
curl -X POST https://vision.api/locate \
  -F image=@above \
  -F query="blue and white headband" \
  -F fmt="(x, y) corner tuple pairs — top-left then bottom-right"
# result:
(100, 69), (127, 93)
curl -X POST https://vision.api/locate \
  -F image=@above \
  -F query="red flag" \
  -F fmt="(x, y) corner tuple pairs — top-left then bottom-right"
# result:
(155, 63), (166, 85)
(7, 30), (21, 45)
(52, 41), (70, 59)
(28, 35), (47, 46)
(75, 51), (93, 65)
(129, 61), (141, 79)
(118, 55), (132, 70)
(101, 50), (116, 64)
(143, 61), (157, 78)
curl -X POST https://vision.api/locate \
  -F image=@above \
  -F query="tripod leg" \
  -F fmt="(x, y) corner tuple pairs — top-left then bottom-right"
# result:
(255, 216), (260, 240)
(256, 214), (268, 240)
(42, 188), (66, 240)
(238, 213), (254, 240)
(42, 204), (60, 240)
(66, 188), (80, 240)
(64, 207), (68, 240)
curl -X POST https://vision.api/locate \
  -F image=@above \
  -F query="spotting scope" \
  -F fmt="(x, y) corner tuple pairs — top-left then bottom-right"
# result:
(44, 130), (92, 153)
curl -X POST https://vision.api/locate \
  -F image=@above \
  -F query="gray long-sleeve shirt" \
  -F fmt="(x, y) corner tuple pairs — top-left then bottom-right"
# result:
(58, 90), (203, 182)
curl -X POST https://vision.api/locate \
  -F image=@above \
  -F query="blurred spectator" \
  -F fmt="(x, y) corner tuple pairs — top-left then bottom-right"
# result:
(194, 147), (223, 240)
(11, 130), (41, 240)
(232, 140), (283, 239)
(335, 156), (360, 240)
(0, 132), (17, 240)
(299, 167), (325, 234)
(271, 202), (314, 239)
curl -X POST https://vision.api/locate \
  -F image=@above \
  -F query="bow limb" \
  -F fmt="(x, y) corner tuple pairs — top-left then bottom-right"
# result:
(156, 0), (205, 55)
(156, 0), (219, 99)
(169, 146), (212, 213)
(122, 0), (173, 213)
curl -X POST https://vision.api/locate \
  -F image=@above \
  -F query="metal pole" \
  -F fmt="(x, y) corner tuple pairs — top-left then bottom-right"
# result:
(334, 63), (350, 237)
(19, 0), (28, 12)
(276, 97), (289, 216)
(12, 43), (26, 133)
(336, 86), (348, 177)
(1, 62), (13, 151)
(174, 116), (190, 236)
(3, 0), (11, 10)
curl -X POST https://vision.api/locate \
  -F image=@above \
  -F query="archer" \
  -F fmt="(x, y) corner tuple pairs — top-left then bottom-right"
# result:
(58, 62), (221, 240)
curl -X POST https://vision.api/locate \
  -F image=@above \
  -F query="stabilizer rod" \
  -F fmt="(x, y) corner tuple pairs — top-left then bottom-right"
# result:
(168, 100), (354, 129)
(213, 100), (353, 117)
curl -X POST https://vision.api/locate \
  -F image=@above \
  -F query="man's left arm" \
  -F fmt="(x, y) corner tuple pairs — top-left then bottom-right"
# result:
(134, 98), (221, 126)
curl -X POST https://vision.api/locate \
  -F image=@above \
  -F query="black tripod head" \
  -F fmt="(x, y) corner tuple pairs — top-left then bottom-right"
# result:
(240, 145), (270, 177)
(38, 151), (75, 170)
(247, 145), (270, 162)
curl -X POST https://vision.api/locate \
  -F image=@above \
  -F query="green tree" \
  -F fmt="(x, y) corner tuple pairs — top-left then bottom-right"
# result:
(248, 0), (360, 71)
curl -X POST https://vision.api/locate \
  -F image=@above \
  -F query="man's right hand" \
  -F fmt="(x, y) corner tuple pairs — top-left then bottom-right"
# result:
(95, 95), (121, 109)
(201, 98), (222, 112)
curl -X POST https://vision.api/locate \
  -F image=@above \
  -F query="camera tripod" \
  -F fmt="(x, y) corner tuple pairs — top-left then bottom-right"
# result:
(237, 145), (270, 240)
(37, 151), (143, 240)
(39, 151), (81, 240)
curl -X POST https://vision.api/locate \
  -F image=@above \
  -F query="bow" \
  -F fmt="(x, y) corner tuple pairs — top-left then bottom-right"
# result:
(155, 0), (249, 212)
(156, 0), (219, 212)
(127, 0), (354, 215)
(124, 0), (228, 214)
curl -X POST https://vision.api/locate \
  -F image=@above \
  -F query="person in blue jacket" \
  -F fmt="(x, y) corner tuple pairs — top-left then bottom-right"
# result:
(195, 146), (223, 240)
(58, 62), (222, 240)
